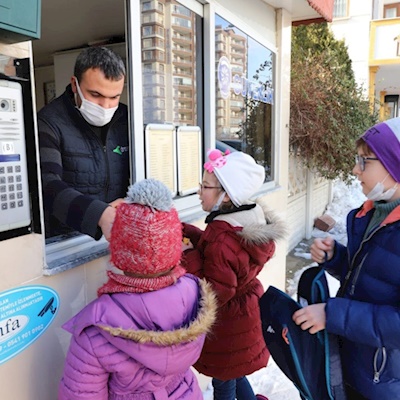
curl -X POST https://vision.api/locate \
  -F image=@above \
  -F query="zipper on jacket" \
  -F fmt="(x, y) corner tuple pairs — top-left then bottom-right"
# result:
(103, 117), (120, 197)
(339, 226), (385, 297)
(373, 347), (387, 383)
(349, 226), (381, 269)
(349, 253), (368, 296)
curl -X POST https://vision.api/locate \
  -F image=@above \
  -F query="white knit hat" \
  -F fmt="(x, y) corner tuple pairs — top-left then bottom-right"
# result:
(204, 150), (265, 206)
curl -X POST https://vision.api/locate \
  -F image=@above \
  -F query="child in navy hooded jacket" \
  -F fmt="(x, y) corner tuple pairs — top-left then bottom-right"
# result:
(293, 117), (400, 400)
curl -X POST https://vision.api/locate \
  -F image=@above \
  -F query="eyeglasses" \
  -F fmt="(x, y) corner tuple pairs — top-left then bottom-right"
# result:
(199, 183), (222, 191)
(355, 155), (379, 171)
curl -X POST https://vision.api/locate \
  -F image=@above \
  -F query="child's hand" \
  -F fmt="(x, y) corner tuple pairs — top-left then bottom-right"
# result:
(109, 198), (125, 208)
(182, 237), (193, 251)
(292, 303), (326, 334)
(310, 236), (334, 264)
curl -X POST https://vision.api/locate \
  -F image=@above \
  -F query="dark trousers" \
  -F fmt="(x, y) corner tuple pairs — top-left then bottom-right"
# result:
(345, 384), (369, 400)
(212, 376), (256, 400)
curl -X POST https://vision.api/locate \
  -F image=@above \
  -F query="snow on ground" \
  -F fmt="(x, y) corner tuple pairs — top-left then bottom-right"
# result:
(202, 178), (366, 399)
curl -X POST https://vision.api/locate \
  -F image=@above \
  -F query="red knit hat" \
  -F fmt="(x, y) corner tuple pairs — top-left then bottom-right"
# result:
(98, 179), (186, 295)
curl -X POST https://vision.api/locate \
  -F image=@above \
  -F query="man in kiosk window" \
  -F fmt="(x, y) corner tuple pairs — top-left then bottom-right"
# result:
(38, 46), (130, 241)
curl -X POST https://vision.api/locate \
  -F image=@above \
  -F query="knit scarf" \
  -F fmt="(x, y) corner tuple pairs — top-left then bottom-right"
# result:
(97, 264), (187, 295)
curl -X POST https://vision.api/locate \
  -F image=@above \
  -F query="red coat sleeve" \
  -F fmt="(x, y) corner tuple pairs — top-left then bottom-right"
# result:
(182, 222), (203, 247)
(182, 248), (204, 277)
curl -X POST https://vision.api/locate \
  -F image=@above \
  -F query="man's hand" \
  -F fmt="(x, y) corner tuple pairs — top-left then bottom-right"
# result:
(98, 206), (116, 242)
(292, 303), (327, 334)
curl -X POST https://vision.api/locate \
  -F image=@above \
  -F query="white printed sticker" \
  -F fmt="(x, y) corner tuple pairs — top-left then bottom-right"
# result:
(1, 142), (14, 154)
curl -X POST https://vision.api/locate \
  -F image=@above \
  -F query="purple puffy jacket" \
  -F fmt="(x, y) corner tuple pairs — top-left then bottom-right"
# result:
(59, 275), (216, 399)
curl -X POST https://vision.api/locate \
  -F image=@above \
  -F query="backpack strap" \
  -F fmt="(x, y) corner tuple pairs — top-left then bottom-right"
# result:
(296, 266), (347, 400)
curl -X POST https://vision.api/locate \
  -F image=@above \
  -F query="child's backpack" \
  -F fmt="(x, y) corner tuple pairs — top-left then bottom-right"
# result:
(259, 266), (347, 400)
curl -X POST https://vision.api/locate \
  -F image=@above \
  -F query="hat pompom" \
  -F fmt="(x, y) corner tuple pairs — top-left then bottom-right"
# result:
(125, 178), (172, 211)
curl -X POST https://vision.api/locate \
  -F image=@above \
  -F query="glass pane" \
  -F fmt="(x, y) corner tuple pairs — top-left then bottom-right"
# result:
(215, 15), (274, 181)
(385, 8), (397, 19)
(141, 0), (202, 127)
(333, 0), (347, 18)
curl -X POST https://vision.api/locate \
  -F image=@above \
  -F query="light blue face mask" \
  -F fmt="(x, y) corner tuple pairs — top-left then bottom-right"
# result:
(367, 174), (399, 201)
(211, 191), (226, 212)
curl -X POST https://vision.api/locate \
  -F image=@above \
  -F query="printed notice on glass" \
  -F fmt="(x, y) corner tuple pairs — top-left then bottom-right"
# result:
(145, 124), (177, 196)
(177, 126), (202, 196)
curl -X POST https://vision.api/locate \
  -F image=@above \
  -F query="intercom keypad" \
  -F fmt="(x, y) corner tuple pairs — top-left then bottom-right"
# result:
(0, 79), (31, 232)
(0, 165), (24, 211)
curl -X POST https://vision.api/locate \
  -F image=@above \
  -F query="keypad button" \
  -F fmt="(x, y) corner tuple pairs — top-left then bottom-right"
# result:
(10, 201), (16, 209)
(15, 166), (21, 173)
(9, 193), (15, 200)
(16, 175), (22, 182)
(1, 203), (7, 210)
(16, 184), (22, 191)
(0, 177), (5, 184)
(17, 200), (23, 207)
(17, 192), (23, 199)
(0, 186), (6, 193)
(7, 166), (13, 173)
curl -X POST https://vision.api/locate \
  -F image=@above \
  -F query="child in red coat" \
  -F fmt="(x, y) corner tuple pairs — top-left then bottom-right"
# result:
(182, 150), (287, 400)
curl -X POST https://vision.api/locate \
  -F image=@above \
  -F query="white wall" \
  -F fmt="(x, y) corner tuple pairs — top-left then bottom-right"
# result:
(215, 0), (276, 45)
(34, 65), (54, 111)
(329, 0), (373, 92)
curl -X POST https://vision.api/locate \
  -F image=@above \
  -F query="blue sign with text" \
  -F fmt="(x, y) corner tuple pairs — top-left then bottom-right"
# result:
(0, 285), (59, 365)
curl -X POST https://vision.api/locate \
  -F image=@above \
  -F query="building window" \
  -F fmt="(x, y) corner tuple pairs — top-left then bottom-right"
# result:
(172, 17), (192, 29)
(384, 3), (400, 18)
(173, 5), (192, 17)
(333, 0), (349, 18)
(143, 38), (153, 48)
(142, 1), (152, 12)
(143, 50), (154, 60)
(215, 15), (275, 181)
(142, 26), (153, 37)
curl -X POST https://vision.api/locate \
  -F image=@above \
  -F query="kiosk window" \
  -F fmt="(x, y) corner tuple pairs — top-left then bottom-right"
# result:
(215, 15), (275, 182)
(141, 2), (203, 128)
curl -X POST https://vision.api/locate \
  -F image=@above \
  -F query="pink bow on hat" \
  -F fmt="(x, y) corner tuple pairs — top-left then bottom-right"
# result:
(204, 149), (230, 173)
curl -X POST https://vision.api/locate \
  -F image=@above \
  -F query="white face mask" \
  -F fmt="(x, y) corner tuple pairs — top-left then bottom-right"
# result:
(367, 174), (399, 201)
(74, 78), (118, 127)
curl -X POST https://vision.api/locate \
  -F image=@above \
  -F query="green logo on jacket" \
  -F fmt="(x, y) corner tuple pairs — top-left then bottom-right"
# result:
(113, 146), (122, 155)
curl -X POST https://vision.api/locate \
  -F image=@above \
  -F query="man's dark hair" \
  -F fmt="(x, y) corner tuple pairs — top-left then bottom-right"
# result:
(74, 46), (126, 82)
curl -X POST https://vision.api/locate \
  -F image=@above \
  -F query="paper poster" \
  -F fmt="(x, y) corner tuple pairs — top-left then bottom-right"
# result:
(177, 126), (201, 196)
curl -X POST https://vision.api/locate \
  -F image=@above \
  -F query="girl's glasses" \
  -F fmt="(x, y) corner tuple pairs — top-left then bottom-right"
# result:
(199, 183), (221, 191)
(355, 155), (378, 171)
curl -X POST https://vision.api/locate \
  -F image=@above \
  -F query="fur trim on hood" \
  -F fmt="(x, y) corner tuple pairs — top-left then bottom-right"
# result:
(215, 201), (288, 245)
(97, 278), (217, 346)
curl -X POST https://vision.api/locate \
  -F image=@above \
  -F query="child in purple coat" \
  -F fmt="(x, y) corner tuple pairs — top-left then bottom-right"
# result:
(59, 179), (216, 400)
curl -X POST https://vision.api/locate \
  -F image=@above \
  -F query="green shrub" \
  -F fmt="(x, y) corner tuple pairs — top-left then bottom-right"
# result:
(290, 23), (378, 182)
